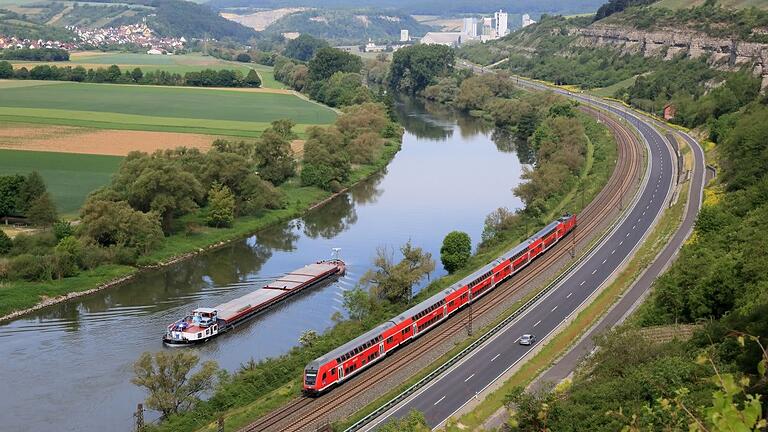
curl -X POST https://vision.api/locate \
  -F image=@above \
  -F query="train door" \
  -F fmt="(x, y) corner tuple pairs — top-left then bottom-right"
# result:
(412, 323), (418, 336)
(379, 342), (384, 355)
(337, 365), (344, 381)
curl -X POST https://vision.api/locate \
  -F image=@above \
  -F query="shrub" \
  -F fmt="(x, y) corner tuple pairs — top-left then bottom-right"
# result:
(8, 253), (51, 281)
(0, 230), (12, 255)
(53, 220), (74, 240)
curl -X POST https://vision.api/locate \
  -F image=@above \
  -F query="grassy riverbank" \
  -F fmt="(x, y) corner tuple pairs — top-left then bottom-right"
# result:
(164, 111), (617, 432)
(0, 140), (401, 320)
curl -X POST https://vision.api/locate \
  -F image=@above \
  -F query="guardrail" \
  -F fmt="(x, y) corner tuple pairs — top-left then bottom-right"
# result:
(345, 103), (647, 432)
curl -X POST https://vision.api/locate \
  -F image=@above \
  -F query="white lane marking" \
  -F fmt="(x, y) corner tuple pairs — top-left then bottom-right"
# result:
(534, 320), (541, 327)
(611, 249), (616, 254)
(602, 259), (607, 264)
(551, 306), (558, 312)
(592, 269), (597, 274)
(580, 280), (586, 286)
(434, 395), (446, 406)
(619, 240), (624, 246)
(464, 374), (475, 383)
(633, 225), (636, 230)
(642, 211), (646, 216)
(626, 232), (630, 237)
(491, 353), (500, 362)
(567, 292), (573, 298)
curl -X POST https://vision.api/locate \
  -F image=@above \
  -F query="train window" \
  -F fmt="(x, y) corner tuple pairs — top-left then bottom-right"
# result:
(331, 369), (336, 375)
(322, 373), (327, 380)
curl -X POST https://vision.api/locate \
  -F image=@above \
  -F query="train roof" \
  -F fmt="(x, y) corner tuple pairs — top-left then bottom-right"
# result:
(392, 290), (452, 323)
(531, 219), (561, 240)
(306, 321), (394, 369)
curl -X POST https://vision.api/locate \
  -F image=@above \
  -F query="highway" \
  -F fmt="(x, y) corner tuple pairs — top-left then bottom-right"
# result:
(362, 70), (697, 430)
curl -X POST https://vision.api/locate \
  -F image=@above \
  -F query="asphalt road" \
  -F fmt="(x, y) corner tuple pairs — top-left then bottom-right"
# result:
(363, 74), (689, 430)
(529, 130), (705, 393)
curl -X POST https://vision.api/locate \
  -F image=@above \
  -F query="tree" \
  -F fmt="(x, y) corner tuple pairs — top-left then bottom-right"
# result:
(389, 44), (454, 94)
(18, 171), (46, 213)
(242, 69), (262, 88)
(255, 128), (296, 185)
(79, 197), (163, 254)
(301, 126), (350, 190)
(284, 34), (329, 61)
(348, 132), (384, 164)
(0, 61), (12, 79)
(130, 67), (143, 83)
(482, 207), (519, 244)
(111, 152), (204, 233)
(131, 351), (218, 419)
(206, 183), (235, 228)
(440, 231), (471, 273)
(0, 229), (12, 255)
(343, 287), (374, 320)
(379, 410), (431, 432)
(235, 53), (252, 63)
(308, 47), (363, 82)
(26, 192), (57, 226)
(0, 174), (25, 217)
(359, 241), (435, 304)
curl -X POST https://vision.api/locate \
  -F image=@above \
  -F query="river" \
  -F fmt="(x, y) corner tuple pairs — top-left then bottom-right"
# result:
(0, 98), (525, 431)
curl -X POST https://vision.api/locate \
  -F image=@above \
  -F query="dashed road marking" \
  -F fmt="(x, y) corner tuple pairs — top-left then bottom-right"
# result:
(611, 249), (616, 254)
(491, 354), (500, 362)
(434, 395), (446, 406)
(551, 306), (558, 312)
(465, 374), (475, 382)
(592, 269), (597, 274)
(534, 320), (541, 327)
(580, 280), (585, 286)
(567, 292), (573, 298)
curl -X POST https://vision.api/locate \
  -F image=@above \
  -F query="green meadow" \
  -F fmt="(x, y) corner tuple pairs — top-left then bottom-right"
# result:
(0, 149), (122, 215)
(0, 81), (335, 136)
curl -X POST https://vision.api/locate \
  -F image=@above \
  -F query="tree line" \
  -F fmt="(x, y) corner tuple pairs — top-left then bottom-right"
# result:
(0, 47), (69, 61)
(0, 62), (262, 88)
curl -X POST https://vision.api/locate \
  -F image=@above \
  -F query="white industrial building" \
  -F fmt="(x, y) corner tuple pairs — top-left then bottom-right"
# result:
(420, 32), (463, 47)
(522, 13), (536, 28)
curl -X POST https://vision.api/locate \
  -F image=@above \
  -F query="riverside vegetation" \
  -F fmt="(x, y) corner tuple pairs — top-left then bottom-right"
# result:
(0, 101), (402, 318)
(452, 2), (768, 430)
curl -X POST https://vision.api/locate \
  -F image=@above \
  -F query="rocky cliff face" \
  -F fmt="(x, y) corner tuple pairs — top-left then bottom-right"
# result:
(572, 25), (768, 89)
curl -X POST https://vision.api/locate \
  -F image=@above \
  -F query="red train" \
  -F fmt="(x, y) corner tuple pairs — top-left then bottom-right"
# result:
(302, 214), (577, 394)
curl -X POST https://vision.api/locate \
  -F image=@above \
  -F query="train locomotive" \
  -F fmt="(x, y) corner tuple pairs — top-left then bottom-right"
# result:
(303, 214), (577, 394)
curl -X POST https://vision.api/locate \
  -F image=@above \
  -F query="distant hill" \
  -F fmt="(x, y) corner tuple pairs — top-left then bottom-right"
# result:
(207, 0), (607, 16)
(262, 9), (432, 44)
(1, 0), (258, 43)
(0, 8), (76, 41)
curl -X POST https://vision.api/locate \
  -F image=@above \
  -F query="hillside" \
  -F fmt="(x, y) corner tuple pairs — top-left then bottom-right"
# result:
(261, 9), (432, 44)
(0, 0), (258, 42)
(653, 0), (768, 10)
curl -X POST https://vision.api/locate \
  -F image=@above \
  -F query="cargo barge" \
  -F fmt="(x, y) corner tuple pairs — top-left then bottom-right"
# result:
(163, 259), (345, 345)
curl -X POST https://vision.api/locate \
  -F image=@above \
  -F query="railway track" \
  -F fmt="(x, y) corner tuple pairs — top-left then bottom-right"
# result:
(240, 105), (644, 432)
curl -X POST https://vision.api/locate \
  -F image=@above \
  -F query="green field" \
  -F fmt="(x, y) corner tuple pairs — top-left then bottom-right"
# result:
(0, 81), (335, 136)
(10, 52), (286, 89)
(0, 149), (121, 215)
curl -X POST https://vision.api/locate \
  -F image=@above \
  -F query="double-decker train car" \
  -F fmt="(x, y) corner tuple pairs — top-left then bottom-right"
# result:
(303, 214), (577, 394)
